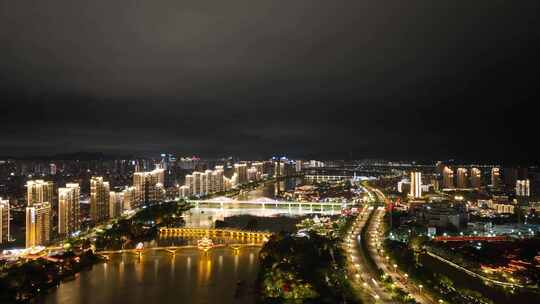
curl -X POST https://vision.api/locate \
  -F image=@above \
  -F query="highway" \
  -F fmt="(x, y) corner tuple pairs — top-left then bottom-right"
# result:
(344, 205), (394, 303)
(366, 207), (436, 304)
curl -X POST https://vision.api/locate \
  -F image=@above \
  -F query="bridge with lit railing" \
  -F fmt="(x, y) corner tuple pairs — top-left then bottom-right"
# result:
(95, 228), (272, 258)
(159, 227), (272, 239)
(188, 196), (350, 211)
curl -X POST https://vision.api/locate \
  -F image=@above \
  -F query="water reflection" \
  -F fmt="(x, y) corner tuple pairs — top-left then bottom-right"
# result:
(43, 241), (260, 304)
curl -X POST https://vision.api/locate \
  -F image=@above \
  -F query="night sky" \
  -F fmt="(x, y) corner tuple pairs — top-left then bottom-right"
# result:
(1, 1), (539, 162)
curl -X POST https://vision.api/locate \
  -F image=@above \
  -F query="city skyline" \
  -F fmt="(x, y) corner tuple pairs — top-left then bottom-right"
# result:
(1, 2), (539, 303)
(1, 1), (539, 162)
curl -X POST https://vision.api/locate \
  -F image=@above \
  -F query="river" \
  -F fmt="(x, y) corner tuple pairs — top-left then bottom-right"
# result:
(42, 246), (260, 304)
(41, 178), (308, 303)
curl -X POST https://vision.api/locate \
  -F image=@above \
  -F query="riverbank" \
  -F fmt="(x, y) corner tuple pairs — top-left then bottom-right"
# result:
(0, 250), (103, 302)
(0, 200), (194, 303)
(256, 214), (357, 303)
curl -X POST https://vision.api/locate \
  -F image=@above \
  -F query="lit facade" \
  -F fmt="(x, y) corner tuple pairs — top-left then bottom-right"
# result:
(234, 163), (248, 184)
(26, 202), (51, 248)
(90, 177), (110, 223)
(516, 179), (530, 197)
(122, 187), (138, 211)
(133, 167), (165, 203)
(410, 172), (422, 198)
(109, 192), (123, 219)
(0, 198), (9, 244)
(491, 167), (502, 188)
(456, 168), (468, 189)
(58, 183), (80, 236)
(442, 166), (454, 189)
(26, 180), (53, 206)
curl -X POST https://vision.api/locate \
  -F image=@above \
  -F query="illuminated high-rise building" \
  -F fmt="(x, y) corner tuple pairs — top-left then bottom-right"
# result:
(0, 198), (10, 244)
(516, 179), (530, 197)
(410, 172), (422, 198)
(185, 174), (194, 196)
(26, 180), (53, 206)
(442, 167), (454, 189)
(456, 168), (468, 189)
(234, 163), (248, 184)
(213, 167), (224, 193)
(90, 177), (110, 223)
(491, 167), (502, 188)
(133, 168), (165, 203)
(122, 187), (138, 211)
(295, 160), (303, 172)
(200, 171), (208, 195)
(205, 170), (214, 194)
(109, 192), (123, 219)
(50, 163), (57, 175)
(192, 172), (202, 196)
(183, 166), (225, 197)
(179, 185), (190, 198)
(25, 202), (51, 248)
(247, 167), (258, 181)
(274, 160), (281, 177)
(58, 183), (80, 236)
(470, 168), (482, 189)
(252, 162), (264, 175)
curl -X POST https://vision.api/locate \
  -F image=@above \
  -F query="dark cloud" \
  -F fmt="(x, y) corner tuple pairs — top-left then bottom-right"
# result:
(1, 1), (539, 162)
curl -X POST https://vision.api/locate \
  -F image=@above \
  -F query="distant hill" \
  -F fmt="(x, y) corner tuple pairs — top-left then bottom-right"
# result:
(0, 152), (137, 161)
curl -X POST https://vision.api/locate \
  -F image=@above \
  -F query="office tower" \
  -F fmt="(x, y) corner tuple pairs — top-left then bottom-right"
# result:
(192, 172), (202, 195)
(470, 168), (482, 189)
(25, 202), (51, 248)
(456, 168), (468, 189)
(58, 183), (80, 236)
(516, 180), (530, 197)
(133, 168), (164, 203)
(410, 172), (422, 198)
(0, 198), (9, 244)
(109, 192), (123, 219)
(26, 180), (54, 206)
(491, 167), (502, 188)
(442, 167), (454, 189)
(122, 187), (137, 211)
(90, 177), (110, 223)
(234, 163), (248, 184)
